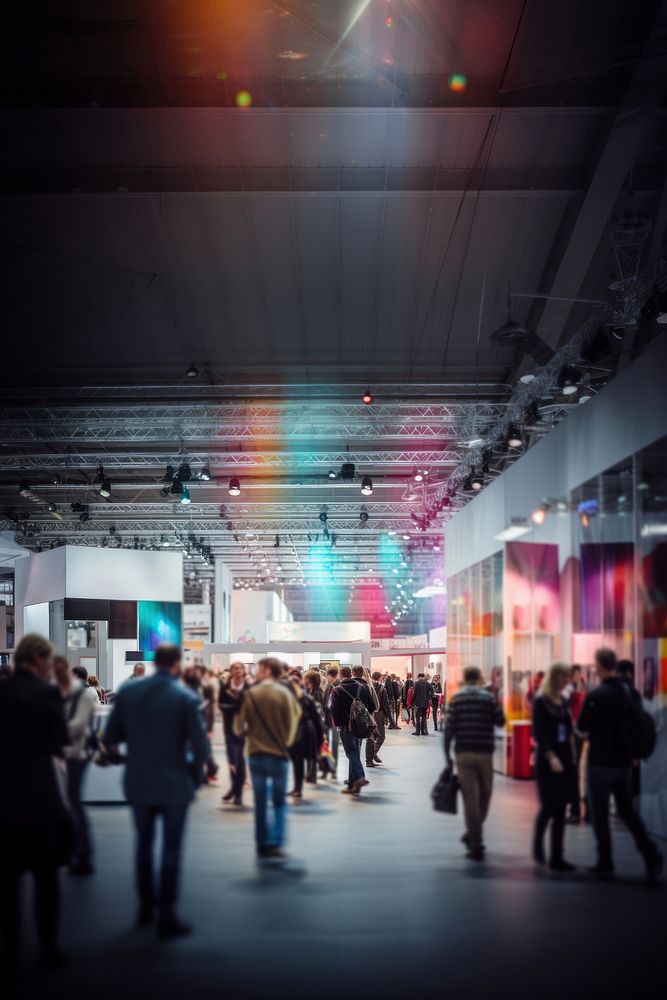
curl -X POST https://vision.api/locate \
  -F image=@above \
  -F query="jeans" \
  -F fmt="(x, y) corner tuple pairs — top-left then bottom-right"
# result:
(249, 753), (289, 852)
(588, 765), (656, 867)
(456, 752), (494, 853)
(132, 803), (189, 918)
(66, 758), (92, 867)
(415, 706), (428, 734)
(339, 727), (365, 784)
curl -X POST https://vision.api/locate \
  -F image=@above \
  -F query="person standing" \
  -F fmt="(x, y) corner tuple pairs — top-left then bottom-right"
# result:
(366, 672), (392, 767)
(444, 666), (506, 860)
(233, 657), (301, 860)
(104, 643), (208, 938)
(0, 634), (70, 971)
(322, 665), (340, 776)
(127, 663), (146, 682)
(219, 662), (251, 805)
(331, 666), (376, 795)
(54, 656), (98, 876)
(412, 673), (434, 736)
(577, 648), (663, 881)
(431, 675), (443, 732)
(532, 664), (577, 872)
(393, 675), (404, 727)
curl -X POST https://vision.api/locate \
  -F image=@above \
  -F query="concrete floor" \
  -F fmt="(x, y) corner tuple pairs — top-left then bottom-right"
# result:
(12, 726), (665, 999)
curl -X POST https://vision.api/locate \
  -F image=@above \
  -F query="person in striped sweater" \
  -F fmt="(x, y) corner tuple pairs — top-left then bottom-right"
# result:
(444, 666), (506, 860)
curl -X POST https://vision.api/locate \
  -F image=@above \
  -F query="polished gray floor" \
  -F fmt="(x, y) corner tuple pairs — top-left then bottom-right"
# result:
(14, 726), (665, 999)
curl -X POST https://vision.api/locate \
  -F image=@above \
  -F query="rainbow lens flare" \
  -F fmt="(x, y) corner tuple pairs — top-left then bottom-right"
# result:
(448, 73), (468, 93)
(235, 90), (253, 108)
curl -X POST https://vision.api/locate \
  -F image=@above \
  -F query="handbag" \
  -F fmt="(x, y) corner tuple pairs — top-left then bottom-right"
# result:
(431, 766), (460, 814)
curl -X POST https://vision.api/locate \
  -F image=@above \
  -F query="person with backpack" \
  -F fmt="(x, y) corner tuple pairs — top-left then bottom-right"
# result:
(331, 665), (377, 795)
(54, 657), (99, 876)
(577, 648), (662, 882)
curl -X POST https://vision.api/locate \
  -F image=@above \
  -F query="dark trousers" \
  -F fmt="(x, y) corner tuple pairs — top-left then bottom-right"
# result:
(0, 862), (59, 964)
(290, 749), (305, 793)
(132, 803), (189, 919)
(366, 713), (386, 763)
(339, 727), (365, 784)
(534, 764), (570, 863)
(431, 698), (440, 730)
(588, 765), (655, 867)
(224, 728), (246, 799)
(415, 706), (428, 734)
(66, 758), (92, 867)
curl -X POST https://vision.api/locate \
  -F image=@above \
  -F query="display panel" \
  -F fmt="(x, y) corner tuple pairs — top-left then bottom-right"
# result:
(64, 597), (110, 621)
(108, 600), (138, 639)
(137, 601), (181, 660)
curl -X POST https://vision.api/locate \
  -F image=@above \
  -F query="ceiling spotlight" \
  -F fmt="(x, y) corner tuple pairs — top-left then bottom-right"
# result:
(319, 511), (328, 523)
(163, 465), (175, 483)
(327, 469), (337, 480)
(413, 471), (423, 483)
(471, 470), (483, 491)
(18, 481), (31, 498)
(170, 477), (183, 496)
(656, 288), (667, 324)
(177, 462), (192, 482)
(341, 463), (356, 481)
(228, 477), (241, 496)
(507, 425), (523, 449)
(186, 364), (200, 377)
(161, 535), (170, 547)
(466, 437), (485, 449)
(99, 477), (111, 499)
(557, 364), (580, 396)
(531, 503), (549, 526)
(361, 476), (373, 496)
(200, 465), (211, 481)
(519, 373), (536, 385)
(160, 485), (171, 498)
(180, 485), (191, 505)
(359, 511), (369, 523)
(402, 534), (410, 540)
(362, 390), (373, 405)
(580, 326), (611, 364)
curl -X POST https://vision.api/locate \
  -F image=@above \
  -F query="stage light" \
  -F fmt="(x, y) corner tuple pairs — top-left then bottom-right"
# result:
(448, 72), (468, 92)
(200, 465), (211, 481)
(580, 326), (611, 363)
(327, 469), (337, 479)
(402, 534), (410, 540)
(159, 485), (170, 498)
(471, 469), (483, 491)
(178, 463), (192, 482)
(413, 471), (423, 483)
(359, 511), (369, 524)
(657, 288), (667, 324)
(180, 486), (191, 505)
(361, 476), (373, 496)
(228, 478), (241, 496)
(319, 512), (328, 523)
(341, 463), (356, 481)
(170, 477), (183, 496)
(99, 477), (111, 499)
(18, 481), (31, 497)
(531, 504), (549, 526)
(507, 425), (523, 448)
(387, 530), (396, 536)
(235, 90), (252, 108)
(362, 390), (373, 405)
(186, 364), (199, 378)
(557, 364), (579, 395)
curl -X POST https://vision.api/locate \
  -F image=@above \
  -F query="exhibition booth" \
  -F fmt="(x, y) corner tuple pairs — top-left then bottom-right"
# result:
(445, 335), (667, 835)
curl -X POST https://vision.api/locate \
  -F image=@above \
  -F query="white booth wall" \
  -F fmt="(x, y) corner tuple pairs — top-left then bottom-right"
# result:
(231, 590), (293, 644)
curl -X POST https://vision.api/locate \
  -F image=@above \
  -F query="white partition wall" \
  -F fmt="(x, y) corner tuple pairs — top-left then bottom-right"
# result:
(231, 590), (293, 644)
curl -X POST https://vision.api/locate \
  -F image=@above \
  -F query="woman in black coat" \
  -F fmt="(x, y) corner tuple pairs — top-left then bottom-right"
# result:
(288, 678), (325, 798)
(532, 663), (577, 871)
(218, 662), (251, 805)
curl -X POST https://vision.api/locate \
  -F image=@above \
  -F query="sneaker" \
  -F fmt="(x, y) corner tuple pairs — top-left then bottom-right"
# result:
(262, 847), (288, 862)
(549, 859), (576, 872)
(373, 755), (383, 764)
(366, 761), (376, 768)
(157, 917), (192, 940)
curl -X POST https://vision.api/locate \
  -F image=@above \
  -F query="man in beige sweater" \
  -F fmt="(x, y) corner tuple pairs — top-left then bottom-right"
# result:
(234, 657), (301, 860)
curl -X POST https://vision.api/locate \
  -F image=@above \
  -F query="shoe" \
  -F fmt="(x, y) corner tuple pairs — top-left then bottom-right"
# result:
(645, 850), (664, 884)
(411, 732), (420, 736)
(232, 796), (243, 806)
(259, 847), (288, 862)
(588, 862), (614, 876)
(466, 849), (485, 861)
(341, 786), (356, 794)
(68, 863), (94, 877)
(222, 789), (234, 802)
(549, 859), (576, 872)
(288, 789), (303, 798)
(366, 761), (376, 768)
(461, 832), (471, 849)
(373, 755), (383, 764)
(157, 917), (192, 940)
(137, 907), (155, 927)
(351, 778), (369, 794)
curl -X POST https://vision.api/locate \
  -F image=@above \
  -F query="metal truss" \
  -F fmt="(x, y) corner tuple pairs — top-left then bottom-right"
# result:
(28, 501), (441, 517)
(3, 518), (444, 538)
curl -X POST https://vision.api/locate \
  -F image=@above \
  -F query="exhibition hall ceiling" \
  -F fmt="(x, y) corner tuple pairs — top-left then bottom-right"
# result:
(1, 1), (665, 627)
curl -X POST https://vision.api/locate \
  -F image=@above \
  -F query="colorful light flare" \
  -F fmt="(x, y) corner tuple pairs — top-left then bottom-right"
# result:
(448, 73), (468, 93)
(235, 90), (253, 108)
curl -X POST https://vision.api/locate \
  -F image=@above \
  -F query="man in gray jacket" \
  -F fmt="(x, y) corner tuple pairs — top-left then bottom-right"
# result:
(105, 643), (208, 938)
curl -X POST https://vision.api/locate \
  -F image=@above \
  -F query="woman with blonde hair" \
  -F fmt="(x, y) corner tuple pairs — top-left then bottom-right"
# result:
(532, 662), (577, 871)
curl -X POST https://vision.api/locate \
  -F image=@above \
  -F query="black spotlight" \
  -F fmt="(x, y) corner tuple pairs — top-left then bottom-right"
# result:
(319, 512), (328, 523)
(186, 364), (200, 377)
(341, 463), (356, 481)
(163, 465), (175, 483)
(359, 511), (369, 523)
(18, 481), (31, 498)
(557, 364), (580, 396)
(199, 465), (211, 481)
(170, 477), (183, 497)
(177, 463), (192, 482)
(327, 469), (337, 480)
(361, 476), (373, 496)
(507, 425), (523, 448)
(159, 485), (171, 498)
(580, 326), (611, 364)
(99, 477), (111, 499)
(523, 400), (540, 426)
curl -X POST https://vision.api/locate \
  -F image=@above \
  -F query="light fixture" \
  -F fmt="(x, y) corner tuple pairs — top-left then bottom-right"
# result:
(327, 469), (337, 479)
(341, 462), (356, 481)
(413, 471), (423, 483)
(362, 390), (373, 405)
(657, 288), (667, 324)
(170, 477), (183, 496)
(19, 481), (31, 498)
(180, 485), (191, 505)
(507, 425), (523, 448)
(361, 476), (373, 496)
(466, 437), (485, 449)
(200, 465), (211, 481)
(177, 462), (192, 482)
(494, 520), (531, 542)
(387, 529), (396, 536)
(471, 469), (483, 491)
(557, 364), (579, 395)
(359, 511), (369, 523)
(402, 534), (410, 540)
(99, 477), (111, 499)
(228, 477), (241, 496)
(531, 503), (549, 526)
(186, 364), (199, 377)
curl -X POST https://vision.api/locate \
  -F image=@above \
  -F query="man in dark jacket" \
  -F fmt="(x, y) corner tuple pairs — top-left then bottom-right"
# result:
(331, 666), (376, 795)
(0, 634), (70, 970)
(577, 648), (662, 881)
(366, 672), (392, 766)
(105, 643), (209, 938)
(412, 673), (434, 736)
(445, 666), (505, 860)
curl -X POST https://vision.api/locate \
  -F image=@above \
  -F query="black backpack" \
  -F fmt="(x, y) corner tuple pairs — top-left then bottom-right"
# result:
(343, 683), (374, 739)
(624, 690), (656, 760)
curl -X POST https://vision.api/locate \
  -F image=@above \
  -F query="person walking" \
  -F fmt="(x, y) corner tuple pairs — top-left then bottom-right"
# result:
(366, 671), (392, 767)
(444, 666), (506, 861)
(287, 676), (324, 798)
(431, 675), (443, 731)
(532, 664), (577, 872)
(412, 673), (434, 736)
(331, 666), (376, 795)
(386, 674), (400, 729)
(54, 656), (98, 876)
(402, 672), (414, 726)
(233, 657), (301, 860)
(0, 634), (70, 971)
(219, 662), (251, 806)
(577, 648), (663, 881)
(104, 643), (209, 938)
(322, 665), (340, 777)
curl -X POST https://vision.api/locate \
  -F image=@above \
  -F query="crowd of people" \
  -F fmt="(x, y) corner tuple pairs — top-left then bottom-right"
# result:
(0, 635), (662, 979)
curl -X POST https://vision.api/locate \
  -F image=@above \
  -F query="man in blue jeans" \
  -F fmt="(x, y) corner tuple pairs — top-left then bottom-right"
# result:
(234, 657), (301, 860)
(331, 665), (377, 795)
(104, 643), (208, 938)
